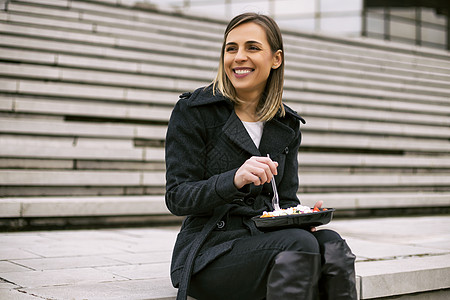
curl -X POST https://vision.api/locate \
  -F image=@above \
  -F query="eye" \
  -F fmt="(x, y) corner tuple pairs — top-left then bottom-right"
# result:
(225, 46), (237, 52)
(248, 45), (261, 51)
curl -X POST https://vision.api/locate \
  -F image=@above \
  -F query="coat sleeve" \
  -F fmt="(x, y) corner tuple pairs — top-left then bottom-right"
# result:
(277, 120), (302, 208)
(165, 98), (248, 216)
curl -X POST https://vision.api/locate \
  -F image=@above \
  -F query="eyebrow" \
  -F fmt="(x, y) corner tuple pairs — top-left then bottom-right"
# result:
(225, 40), (263, 46)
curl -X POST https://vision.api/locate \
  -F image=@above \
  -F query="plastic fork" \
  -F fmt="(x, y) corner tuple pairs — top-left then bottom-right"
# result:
(267, 154), (281, 211)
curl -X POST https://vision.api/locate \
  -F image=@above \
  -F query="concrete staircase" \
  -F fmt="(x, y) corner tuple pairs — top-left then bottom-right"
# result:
(0, 0), (449, 222)
(0, 0), (449, 299)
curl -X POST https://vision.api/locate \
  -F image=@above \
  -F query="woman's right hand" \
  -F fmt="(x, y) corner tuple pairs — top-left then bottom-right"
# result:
(234, 156), (278, 189)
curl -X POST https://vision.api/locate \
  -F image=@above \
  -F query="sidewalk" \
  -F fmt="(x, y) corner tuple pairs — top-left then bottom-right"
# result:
(0, 215), (449, 300)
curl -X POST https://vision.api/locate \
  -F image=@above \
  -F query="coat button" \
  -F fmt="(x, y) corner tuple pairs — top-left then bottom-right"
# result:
(284, 147), (289, 154)
(245, 198), (255, 205)
(232, 198), (244, 204)
(179, 92), (192, 99)
(216, 220), (226, 230)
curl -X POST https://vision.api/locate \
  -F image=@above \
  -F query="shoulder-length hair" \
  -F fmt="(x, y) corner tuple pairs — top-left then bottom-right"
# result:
(212, 13), (285, 121)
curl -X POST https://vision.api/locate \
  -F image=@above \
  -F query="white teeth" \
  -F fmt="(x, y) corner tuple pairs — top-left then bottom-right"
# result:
(235, 69), (252, 74)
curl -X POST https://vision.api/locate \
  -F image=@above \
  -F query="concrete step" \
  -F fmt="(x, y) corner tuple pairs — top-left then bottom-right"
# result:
(1, 169), (447, 190)
(300, 192), (450, 210)
(299, 173), (450, 188)
(2, 62), (450, 108)
(0, 143), (158, 162)
(68, 0), (225, 37)
(303, 116), (450, 139)
(285, 60), (450, 91)
(284, 35), (450, 71)
(1, 193), (449, 218)
(284, 90), (450, 116)
(1, 96), (449, 140)
(0, 22), (218, 59)
(0, 46), (217, 77)
(299, 153), (450, 169)
(1, 120), (449, 156)
(356, 254), (450, 299)
(1, 21), (449, 97)
(3, 5), (450, 80)
(285, 53), (450, 83)
(10, 0), (450, 70)
(288, 101), (450, 126)
(0, 216), (448, 299)
(1, 116), (449, 154)
(302, 132), (450, 153)
(2, 11), (448, 88)
(0, 117), (168, 140)
(8, 0), (224, 39)
(284, 78), (450, 105)
(5, 4), (222, 47)
(0, 77), (190, 105)
(2, 85), (447, 122)
(0, 61), (208, 92)
(0, 195), (171, 218)
(0, 0), (448, 204)
(2, 81), (449, 126)
(2, 43), (449, 101)
(1, 135), (449, 170)
(1, 96), (173, 123)
(1, 153), (449, 179)
(0, 34), (218, 70)
(1, 94), (449, 129)
(2, 46), (448, 95)
(0, 169), (166, 186)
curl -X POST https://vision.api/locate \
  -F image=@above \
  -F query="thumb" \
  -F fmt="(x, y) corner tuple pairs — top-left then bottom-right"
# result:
(314, 200), (323, 209)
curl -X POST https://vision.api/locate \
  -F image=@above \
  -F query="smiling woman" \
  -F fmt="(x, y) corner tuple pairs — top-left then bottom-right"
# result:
(222, 22), (282, 118)
(214, 14), (284, 122)
(165, 12), (357, 300)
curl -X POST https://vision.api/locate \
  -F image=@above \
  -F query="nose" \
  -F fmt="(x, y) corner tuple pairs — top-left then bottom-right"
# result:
(235, 48), (247, 62)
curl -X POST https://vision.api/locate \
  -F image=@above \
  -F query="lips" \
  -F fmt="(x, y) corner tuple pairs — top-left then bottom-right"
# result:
(233, 67), (254, 78)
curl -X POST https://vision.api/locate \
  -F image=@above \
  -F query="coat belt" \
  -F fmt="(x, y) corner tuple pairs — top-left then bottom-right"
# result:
(176, 205), (231, 300)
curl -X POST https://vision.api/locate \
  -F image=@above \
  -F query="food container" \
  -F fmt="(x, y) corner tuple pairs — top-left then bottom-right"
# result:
(252, 208), (335, 231)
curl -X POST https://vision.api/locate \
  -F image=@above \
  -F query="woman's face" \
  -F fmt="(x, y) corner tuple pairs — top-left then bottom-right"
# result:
(224, 22), (282, 101)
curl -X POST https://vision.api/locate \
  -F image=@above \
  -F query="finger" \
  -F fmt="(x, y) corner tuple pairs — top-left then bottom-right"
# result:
(314, 200), (323, 209)
(242, 157), (277, 185)
(249, 165), (268, 185)
(267, 159), (278, 176)
(234, 163), (262, 188)
(246, 159), (272, 183)
(263, 156), (278, 176)
(310, 227), (317, 232)
(241, 163), (267, 185)
(255, 156), (278, 177)
(247, 173), (263, 186)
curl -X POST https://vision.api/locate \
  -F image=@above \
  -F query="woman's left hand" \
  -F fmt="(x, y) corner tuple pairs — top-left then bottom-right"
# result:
(310, 200), (323, 232)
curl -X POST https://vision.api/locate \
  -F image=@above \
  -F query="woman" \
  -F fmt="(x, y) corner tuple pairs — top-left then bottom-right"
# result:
(165, 13), (357, 300)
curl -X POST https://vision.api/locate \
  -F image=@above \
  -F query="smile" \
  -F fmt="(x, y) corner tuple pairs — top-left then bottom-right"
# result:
(234, 69), (253, 74)
(233, 68), (254, 77)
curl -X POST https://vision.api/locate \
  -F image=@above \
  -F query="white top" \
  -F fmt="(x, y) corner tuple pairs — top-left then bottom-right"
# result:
(242, 121), (264, 148)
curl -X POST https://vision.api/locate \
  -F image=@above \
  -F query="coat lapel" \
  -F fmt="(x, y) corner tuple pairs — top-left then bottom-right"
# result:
(222, 110), (261, 157)
(222, 111), (296, 158)
(259, 118), (296, 156)
(188, 86), (299, 158)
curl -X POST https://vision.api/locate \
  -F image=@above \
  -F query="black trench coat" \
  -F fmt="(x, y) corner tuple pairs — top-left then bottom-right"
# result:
(165, 85), (306, 297)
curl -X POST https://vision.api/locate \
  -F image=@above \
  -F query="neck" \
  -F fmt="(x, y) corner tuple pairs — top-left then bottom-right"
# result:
(236, 89), (261, 106)
(235, 101), (259, 122)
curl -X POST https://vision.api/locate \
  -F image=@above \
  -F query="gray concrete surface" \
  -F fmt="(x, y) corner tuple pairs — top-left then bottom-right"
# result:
(0, 215), (449, 299)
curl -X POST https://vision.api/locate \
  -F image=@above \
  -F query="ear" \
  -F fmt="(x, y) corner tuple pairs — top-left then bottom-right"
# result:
(272, 50), (283, 69)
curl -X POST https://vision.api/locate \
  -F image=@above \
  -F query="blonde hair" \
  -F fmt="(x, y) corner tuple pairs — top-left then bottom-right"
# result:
(213, 13), (285, 121)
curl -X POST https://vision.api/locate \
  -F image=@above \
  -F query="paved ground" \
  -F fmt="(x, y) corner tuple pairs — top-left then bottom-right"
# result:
(0, 215), (449, 300)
